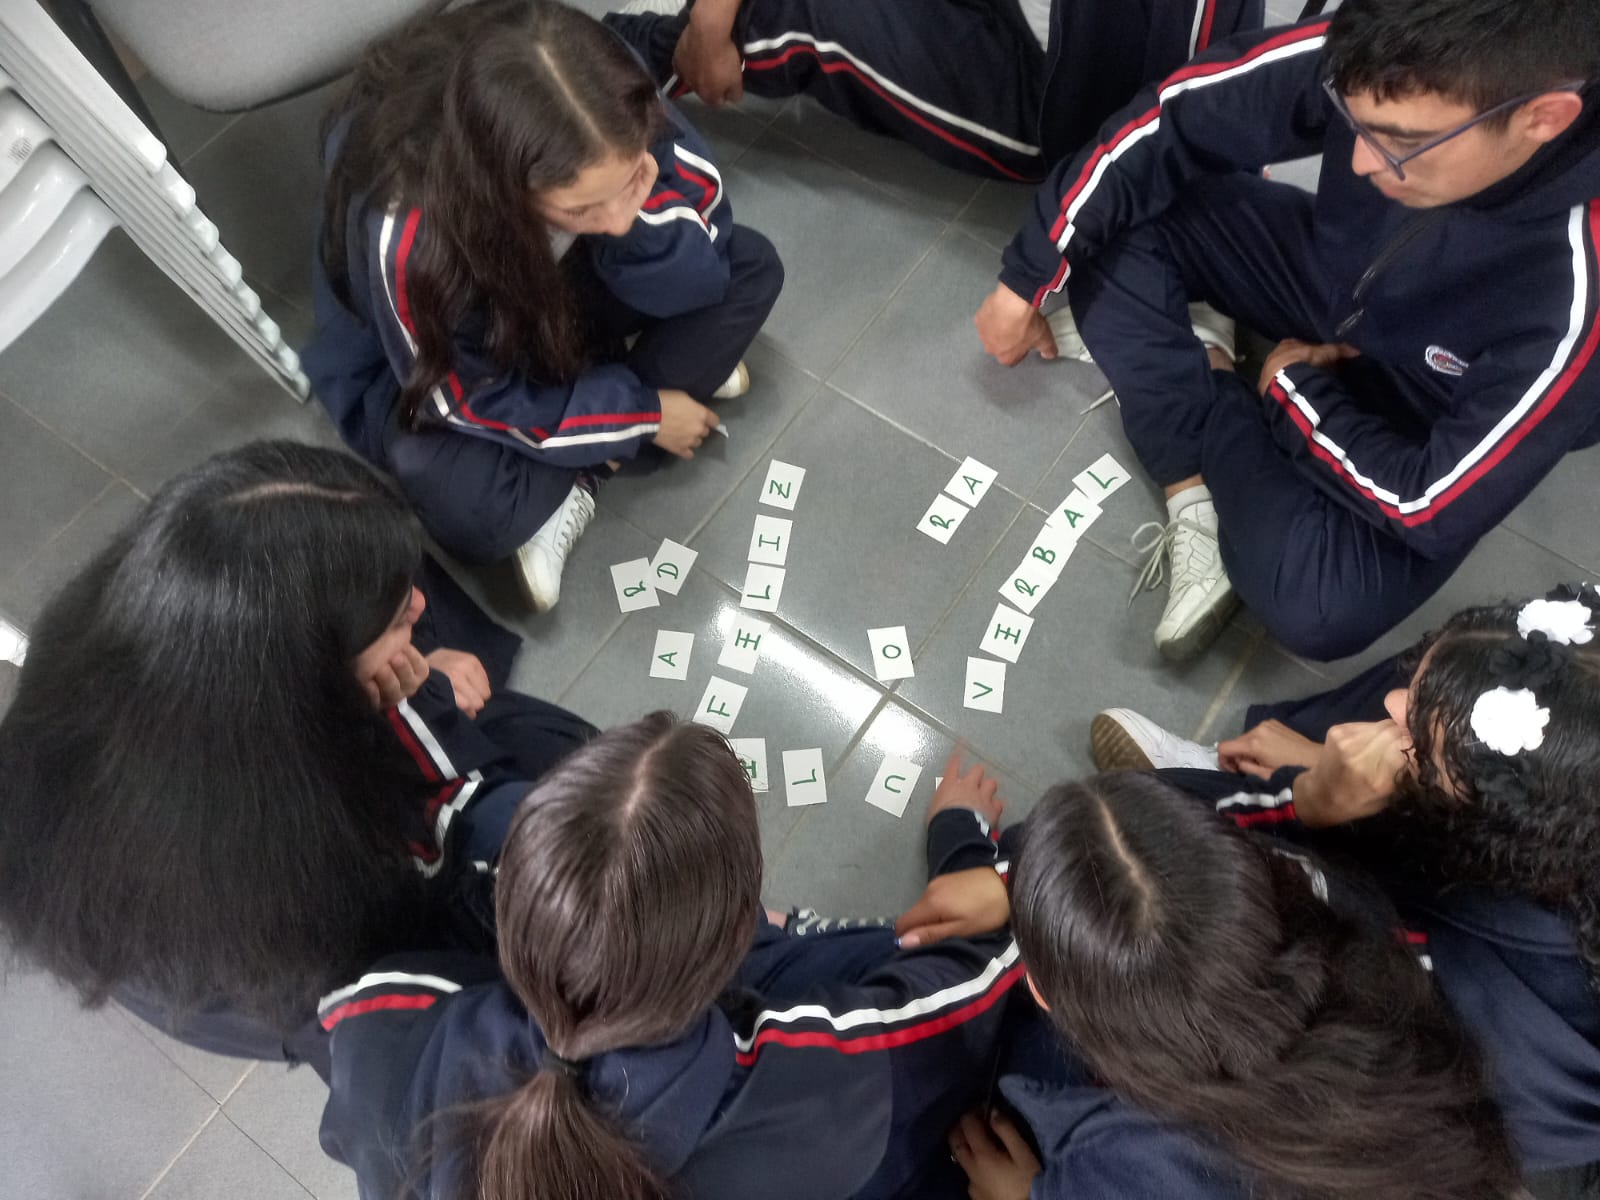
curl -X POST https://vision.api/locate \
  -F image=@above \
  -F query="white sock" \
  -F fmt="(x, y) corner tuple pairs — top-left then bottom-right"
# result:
(1166, 484), (1215, 529)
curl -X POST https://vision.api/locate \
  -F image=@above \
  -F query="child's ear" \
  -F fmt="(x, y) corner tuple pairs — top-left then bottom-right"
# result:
(1520, 91), (1584, 144)
(1025, 970), (1051, 1012)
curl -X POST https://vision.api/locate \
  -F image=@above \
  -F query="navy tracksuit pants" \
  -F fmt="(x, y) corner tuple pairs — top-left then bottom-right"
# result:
(386, 225), (783, 564)
(609, 0), (1047, 181)
(1069, 174), (1473, 661)
(607, 0), (1264, 182)
(1243, 652), (1405, 736)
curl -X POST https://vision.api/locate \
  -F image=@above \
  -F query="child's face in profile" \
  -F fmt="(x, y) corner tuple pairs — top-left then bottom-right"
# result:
(535, 149), (658, 238)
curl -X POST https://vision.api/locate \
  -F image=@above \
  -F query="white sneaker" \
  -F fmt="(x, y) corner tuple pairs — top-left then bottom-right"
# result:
(514, 481), (597, 614)
(712, 360), (750, 400)
(618, 0), (687, 14)
(1043, 307), (1097, 363)
(1044, 301), (1237, 366)
(1090, 708), (1218, 772)
(1187, 301), (1236, 362)
(1130, 494), (1237, 662)
(0, 614), (26, 666)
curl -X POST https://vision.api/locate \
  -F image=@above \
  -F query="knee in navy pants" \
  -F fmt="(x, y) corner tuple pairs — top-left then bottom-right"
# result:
(386, 229), (780, 562)
(1071, 175), (1468, 660)
(384, 424), (580, 564)
(1198, 377), (1468, 660)
(474, 690), (598, 783)
(603, 224), (784, 400)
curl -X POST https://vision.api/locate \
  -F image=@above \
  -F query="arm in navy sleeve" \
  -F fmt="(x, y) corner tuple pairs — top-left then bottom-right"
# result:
(1000, 18), (1331, 309)
(365, 206), (662, 466)
(590, 119), (733, 319)
(1260, 250), (1600, 557)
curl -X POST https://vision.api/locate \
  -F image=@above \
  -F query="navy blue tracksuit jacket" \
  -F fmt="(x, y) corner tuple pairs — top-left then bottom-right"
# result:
(118, 565), (594, 1076)
(1170, 770), (1600, 1173)
(998, 1006), (1253, 1200)
(304, 106), (733, 470)
(931, 807), (1412, 1198)
(317, 925), (1023, 1200)
(1001, 18), (1600, 566)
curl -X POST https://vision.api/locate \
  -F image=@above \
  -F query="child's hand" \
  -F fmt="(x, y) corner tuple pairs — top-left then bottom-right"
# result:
(359, 642), (429, 709)
(654, 389), (719, 458)
(423, 648), (491, 718)
(1291, 720), (1410, 828)
(894, 868), (1010, 949)
(1218, 719), (1323, 778)
(949, 1110), (1042, 1200)
(674, 11), (744, 105)
(926, 747), (1003, 828)
(1257, 339), (1359, 394)
(975, 284), (1057, 366)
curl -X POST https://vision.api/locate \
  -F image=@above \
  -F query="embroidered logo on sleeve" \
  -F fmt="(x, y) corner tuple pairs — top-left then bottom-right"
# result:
(1424, 345), (1469, 376)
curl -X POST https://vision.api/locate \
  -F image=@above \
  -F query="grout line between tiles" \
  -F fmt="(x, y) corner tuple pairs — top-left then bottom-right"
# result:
(551, 610), (634, 707)
(137, 1107), (223, 1200)
(808, 381), (1036, 509)
(810, 224), (951, 381)
(905, 495), (1065, 662)
(826, 693), (895, 779)
(754, 113), (983, 224)
(0, 478), (117, 599)
(1192, 629), (1265, 744)
(175, 112), (245, 165)
(671, 381), (824, 546)
(217, 1111), (320, 1200)
(0, 378), (202, 500)
(217, 1060), (257, 1106)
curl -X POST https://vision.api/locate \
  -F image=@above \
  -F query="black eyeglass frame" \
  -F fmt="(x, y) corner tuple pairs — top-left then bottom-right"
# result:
(1321, 77), (1587, 180)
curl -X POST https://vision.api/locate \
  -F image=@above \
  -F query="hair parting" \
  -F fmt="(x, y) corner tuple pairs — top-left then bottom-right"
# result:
(459, 713), (762, 1200)
(1012, 773), (1520, 1200)
(318, 0), (667, 426)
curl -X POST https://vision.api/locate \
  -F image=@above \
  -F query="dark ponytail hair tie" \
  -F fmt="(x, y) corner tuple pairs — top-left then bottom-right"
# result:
(543, 1050), (585, 1078)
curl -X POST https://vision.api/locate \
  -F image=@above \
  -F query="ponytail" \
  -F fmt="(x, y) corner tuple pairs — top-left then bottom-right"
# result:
(473, 1053), (668, 1200)
(448, 714), (762, 1200)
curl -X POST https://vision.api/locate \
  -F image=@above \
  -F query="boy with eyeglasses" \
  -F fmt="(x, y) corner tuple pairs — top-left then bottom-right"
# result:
(975, 0), (1600, 663)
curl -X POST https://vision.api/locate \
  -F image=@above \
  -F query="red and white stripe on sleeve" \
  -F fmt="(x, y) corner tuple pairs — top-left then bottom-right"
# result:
(318, 970), (462, 1032)
(1030, 20), (1331, 307)
(731, 940), (1024, 1067)
(1264, 199), (1600, 531)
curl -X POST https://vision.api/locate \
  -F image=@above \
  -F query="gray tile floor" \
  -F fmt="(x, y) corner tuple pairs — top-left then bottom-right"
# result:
(4, 7), (1600, 1192)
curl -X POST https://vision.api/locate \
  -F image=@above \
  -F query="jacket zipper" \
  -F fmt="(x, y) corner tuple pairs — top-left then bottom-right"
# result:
(1335, 209), (1448, 338)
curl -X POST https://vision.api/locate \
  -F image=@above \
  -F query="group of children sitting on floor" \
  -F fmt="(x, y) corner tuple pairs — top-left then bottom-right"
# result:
(1, 441), (1596, 1197)
(3, 0), (1599, 1193)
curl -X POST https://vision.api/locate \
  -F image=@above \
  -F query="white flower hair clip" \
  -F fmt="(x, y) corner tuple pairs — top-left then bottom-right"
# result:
(1517, 597), (1595, 645)
(1470, 686), (1550, 756)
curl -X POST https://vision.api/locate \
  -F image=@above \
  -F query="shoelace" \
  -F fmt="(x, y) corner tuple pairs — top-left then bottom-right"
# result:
(1127, 517), (1215, 605)
(1081, 386), (1118, 415)
(552, 489), (596, 558)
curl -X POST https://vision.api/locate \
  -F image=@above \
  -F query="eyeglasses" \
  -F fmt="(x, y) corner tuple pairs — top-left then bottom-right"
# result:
(1322, 78), (1586, 180)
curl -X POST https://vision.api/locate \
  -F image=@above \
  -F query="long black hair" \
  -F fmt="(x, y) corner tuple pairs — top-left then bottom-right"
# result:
(462, 712), (762, 1200)
(1390, 589), (1600, 995)
(0, 441), (438, 1031)
(1012, 773), (1520, 1200)
(319, 0), (666, 426)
